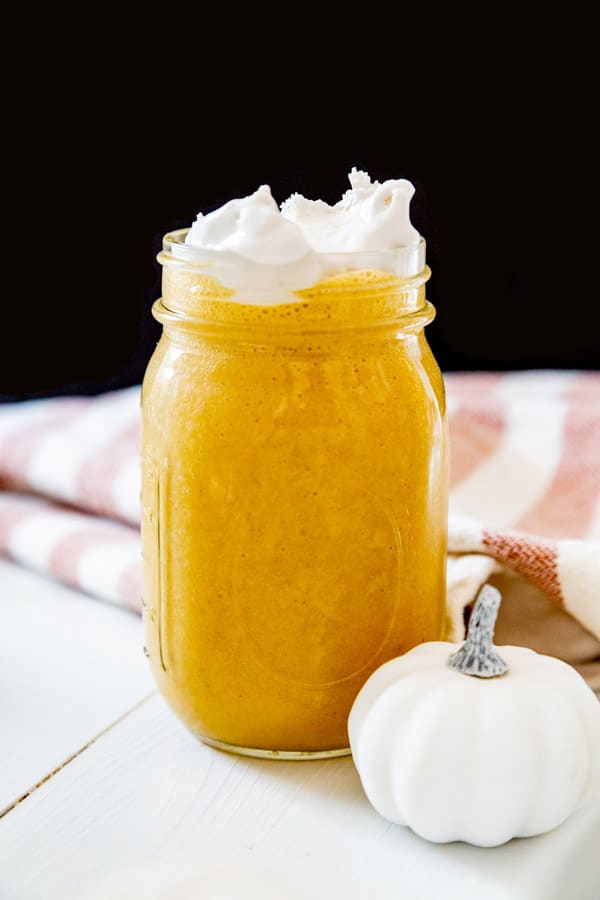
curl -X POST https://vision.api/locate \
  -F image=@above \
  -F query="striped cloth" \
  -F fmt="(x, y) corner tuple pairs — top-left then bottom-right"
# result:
(1, 372), (598, 689)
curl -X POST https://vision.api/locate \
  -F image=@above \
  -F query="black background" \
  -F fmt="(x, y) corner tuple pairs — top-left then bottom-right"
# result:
(2, 15), (598, 401)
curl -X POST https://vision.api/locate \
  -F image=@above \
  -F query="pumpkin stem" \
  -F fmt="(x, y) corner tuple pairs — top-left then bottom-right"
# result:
(448, 584), (509, 678)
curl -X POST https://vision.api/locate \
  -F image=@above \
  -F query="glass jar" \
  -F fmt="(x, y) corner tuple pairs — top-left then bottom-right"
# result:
(141, 231), (448, 758)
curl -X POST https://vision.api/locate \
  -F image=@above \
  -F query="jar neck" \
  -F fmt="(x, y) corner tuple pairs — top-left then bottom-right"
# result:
(156, 263), (433, 338)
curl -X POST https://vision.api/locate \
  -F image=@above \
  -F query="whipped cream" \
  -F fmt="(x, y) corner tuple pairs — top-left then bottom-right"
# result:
(185, 184), (310, 265)
(180, 169), (424, 294)
(281, 169), (420, 252)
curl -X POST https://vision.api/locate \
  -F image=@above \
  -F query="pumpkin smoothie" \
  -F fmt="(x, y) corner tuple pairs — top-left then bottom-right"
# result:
(141, 172), (448, 756)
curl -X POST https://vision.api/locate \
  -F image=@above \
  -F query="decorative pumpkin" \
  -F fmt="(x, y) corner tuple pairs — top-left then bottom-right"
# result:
(348, 584), (600, 847)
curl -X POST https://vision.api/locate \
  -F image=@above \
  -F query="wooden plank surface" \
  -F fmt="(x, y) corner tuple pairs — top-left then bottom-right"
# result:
(1, 693), (598, 900)
(0, 559), (154, 815)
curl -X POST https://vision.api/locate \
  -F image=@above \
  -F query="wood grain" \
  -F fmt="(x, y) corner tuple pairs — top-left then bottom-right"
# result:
(1, 693), (598, 900)
(0, 559), (154, 814)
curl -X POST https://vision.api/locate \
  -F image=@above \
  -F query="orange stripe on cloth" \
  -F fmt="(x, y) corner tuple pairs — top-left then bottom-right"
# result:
(482, 528), (563, 606)
(48, 529), (139, 592)
(445, 372), (505, 398)
(75, 422), (140, 521)
(0, 400), (88, 486)
(0, 501), (36, 549)
(446, 374), (507, 489)
(515, 372), (600, 538)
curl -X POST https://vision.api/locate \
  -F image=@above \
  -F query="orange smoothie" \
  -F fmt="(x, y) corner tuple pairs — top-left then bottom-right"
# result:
(141, 254), (448, 756)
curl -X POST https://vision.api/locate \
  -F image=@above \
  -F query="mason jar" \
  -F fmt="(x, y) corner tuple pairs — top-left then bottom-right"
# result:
(141, 230), (448, 758)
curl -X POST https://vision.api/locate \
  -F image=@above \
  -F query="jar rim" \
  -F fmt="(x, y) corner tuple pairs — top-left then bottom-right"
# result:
(159, 228), (427, 287)
(152, 297), (436, 338)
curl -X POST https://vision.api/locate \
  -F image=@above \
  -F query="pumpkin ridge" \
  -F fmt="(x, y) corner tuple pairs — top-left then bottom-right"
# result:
(395, 678), (483, 843)
(554, 667), (600, 803)
(352, 665), (452, 824)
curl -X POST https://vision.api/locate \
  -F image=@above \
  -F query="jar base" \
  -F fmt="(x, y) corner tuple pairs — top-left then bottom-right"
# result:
(201, 735), (352, 760)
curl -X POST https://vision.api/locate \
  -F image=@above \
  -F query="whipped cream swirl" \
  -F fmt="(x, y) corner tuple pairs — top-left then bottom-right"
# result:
(179, 169), (423, 294)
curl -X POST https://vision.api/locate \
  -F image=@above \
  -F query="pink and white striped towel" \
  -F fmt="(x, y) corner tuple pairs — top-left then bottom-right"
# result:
(1, 372), (599, 689)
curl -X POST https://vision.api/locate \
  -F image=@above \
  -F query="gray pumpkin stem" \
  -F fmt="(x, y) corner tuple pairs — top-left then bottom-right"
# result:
(448, 584), (509, 678)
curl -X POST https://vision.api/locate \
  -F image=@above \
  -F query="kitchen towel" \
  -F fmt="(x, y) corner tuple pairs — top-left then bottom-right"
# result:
(1, 371), (598, 689)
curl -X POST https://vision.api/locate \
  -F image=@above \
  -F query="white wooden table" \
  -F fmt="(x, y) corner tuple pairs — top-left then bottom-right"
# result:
(1, 558), (598, 900)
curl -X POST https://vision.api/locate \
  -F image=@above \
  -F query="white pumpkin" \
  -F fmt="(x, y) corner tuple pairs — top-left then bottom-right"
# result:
(348, 585), (600, 848)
